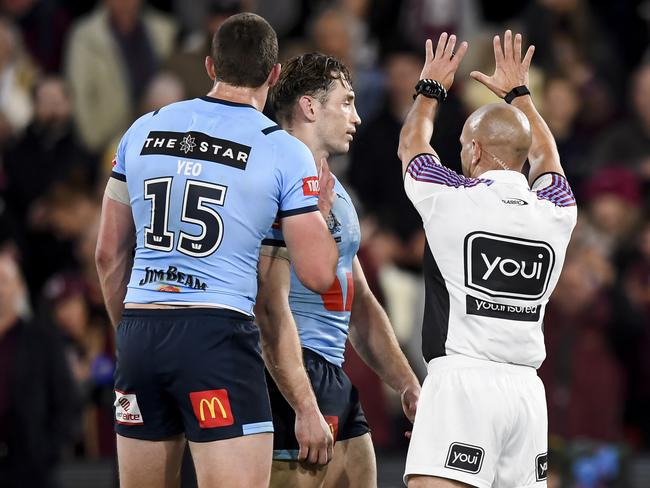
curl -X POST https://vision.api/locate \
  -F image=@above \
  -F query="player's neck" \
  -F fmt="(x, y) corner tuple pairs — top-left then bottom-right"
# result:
(284, 124), (328, 171)
(206, 82), (268, 112)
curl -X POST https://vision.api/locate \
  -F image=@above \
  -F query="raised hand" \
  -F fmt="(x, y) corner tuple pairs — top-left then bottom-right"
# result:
(420, 33), (469, 91)
(470, 30), (535, 98)
(317, 157), (335, 218)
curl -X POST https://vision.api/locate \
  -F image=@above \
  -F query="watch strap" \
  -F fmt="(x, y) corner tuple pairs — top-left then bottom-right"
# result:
(504, 85), (530, 104)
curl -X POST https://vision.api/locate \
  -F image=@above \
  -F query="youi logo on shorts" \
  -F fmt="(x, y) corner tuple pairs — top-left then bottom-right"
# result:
(536, 453), (548, 481)
(445, 442), (484, 474)
(114, 390), (144, 425)
(464, 231), (555, 300)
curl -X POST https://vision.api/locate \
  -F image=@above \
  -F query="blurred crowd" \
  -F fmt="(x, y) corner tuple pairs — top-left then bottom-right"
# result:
(0, 0), (649, 486)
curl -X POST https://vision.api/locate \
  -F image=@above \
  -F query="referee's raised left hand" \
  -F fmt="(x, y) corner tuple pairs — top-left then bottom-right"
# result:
(419, 33), (468, 91)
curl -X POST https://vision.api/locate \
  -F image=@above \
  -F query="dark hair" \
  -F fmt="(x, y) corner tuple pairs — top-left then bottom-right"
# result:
(272, 52), (351, 124)
(211, 13), (278, 88)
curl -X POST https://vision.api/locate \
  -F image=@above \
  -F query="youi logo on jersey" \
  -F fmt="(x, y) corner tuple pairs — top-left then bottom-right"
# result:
(464, 232), (555, 300)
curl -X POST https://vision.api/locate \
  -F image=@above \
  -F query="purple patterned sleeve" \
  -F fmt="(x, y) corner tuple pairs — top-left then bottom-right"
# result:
(533, 173), (576, 207)
(406, 153), (493, 189)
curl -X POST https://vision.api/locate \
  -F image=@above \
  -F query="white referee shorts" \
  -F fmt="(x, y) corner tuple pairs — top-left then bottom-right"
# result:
(404, 355), (548, 488)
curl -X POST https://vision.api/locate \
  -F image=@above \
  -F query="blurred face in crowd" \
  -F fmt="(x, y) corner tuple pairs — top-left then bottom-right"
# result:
(314, 76), (361, 155)
(551, 259), (599, 315)
(106, 0), (143, 24)
(0, 0), (36, 16)
(54, 295), (88, 342)
(312, 10), (351, 65)
(341, 0), (369, 18)
(633, 66), (650, 129)
(34, 78), (72, 127)
(540, 0), (580, 13)
(0, 19), (16, 68)
(0, 256), (22, 325)
(385, 52), (421, 118)
(589, 193), (639, 239)
(141, 73), (185, 114)
(543, 78), (580, 132)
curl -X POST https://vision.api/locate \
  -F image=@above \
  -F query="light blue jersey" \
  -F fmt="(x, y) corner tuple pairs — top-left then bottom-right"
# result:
(263, 177), (361, 366)
(111, 97), (319, 315)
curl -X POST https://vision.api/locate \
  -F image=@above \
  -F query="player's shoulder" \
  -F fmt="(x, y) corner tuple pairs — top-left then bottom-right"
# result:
(262, 126), (313, 160)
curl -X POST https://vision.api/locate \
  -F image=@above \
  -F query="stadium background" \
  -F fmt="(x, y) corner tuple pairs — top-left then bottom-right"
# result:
(0, 0), (649, 486)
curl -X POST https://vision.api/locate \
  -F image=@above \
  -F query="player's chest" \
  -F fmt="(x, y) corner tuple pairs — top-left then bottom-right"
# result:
(326, 190), (361, 257)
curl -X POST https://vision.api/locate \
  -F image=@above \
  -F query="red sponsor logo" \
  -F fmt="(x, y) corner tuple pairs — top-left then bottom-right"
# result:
(157, 284), (181, 293)
(324, 415), (339, 441)
(111, 156), (117, 167)
(302, 177), (320, 196)
(189, 389), (235, 429)
(118, 397), (131, 412)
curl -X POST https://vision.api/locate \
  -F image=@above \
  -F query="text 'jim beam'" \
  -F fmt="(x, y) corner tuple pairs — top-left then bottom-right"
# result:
(141, 131), (251, 170)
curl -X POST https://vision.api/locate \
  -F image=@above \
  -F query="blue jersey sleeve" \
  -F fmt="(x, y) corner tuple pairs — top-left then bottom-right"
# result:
(276, 138), (319, 218)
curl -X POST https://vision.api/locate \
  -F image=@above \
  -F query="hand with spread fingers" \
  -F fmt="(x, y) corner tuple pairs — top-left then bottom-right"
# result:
(420, 33), (468, 90)
(470, 30), (535, 98)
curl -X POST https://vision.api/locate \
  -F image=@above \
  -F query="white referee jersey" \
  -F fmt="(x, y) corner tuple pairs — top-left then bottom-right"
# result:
(405, 153), (577, 369)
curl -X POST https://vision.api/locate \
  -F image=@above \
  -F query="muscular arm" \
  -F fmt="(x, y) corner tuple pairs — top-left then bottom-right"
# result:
(398, 96), (440, 175)
(512, 95), (564, 184)
(255, 253), (333, 464)
(282, 211), (337, 293)
(398, 33), (468, 175)
(348, 257), (420, 421)
(95, 194), (135, 327)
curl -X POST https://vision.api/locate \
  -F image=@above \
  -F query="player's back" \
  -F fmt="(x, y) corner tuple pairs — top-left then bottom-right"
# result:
(113, 96), (318, 315)
(405, 154), (577, 368)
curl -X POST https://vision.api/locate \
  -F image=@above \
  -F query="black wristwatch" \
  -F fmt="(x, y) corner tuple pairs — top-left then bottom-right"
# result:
(413, 79), (447, 102)
(504, 85), (530, 104)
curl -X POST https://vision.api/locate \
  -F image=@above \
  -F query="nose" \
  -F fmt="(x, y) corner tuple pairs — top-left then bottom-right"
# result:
(352, 104), (361, 126)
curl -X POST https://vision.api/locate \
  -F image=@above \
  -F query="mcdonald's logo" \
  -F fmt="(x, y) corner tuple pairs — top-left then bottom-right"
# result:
(189, 389), (235, 429)
(323, 415), (339, 442)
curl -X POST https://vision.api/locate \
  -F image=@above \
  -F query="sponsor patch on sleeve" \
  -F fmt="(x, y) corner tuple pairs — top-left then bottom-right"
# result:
(302, 176), (320, 196)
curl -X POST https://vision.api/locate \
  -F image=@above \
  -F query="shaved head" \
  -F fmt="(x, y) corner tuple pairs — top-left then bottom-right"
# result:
(459, 103), (532, 177)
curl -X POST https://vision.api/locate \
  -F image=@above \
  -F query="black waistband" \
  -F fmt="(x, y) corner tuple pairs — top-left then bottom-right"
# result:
(121, 307), (252, 322)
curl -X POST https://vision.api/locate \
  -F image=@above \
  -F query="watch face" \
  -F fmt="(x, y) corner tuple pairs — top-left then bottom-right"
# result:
(416, 80), (446, 101)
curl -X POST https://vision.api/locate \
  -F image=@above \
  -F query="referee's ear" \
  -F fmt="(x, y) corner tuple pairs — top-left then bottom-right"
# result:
(205, 56), (216, 81)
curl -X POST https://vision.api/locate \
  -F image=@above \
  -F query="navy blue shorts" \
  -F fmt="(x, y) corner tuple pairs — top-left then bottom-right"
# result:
(114, 308), (273, 442)
(267, 348), (370, 460)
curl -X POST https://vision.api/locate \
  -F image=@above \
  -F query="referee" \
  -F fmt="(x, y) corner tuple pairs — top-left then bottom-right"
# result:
(398, 31), (577, 487)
